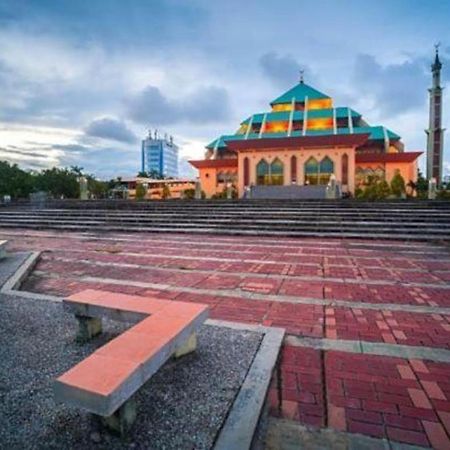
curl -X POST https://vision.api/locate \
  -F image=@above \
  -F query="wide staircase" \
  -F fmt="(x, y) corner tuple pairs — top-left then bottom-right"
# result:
(0, 199), (449, 240)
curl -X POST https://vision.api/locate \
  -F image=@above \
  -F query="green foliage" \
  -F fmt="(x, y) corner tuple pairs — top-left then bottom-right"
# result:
(161, 184), (171, 199)
(390, 171), (406, 198)
(354, 187), (363, 199)
(182, 188), (195, 199)
(0, 160), (108, 200)
(137, 171), (148, 177)
(87, 177), (108, 199)
(211, 186), (238, 200)
(416, 169), (428, 199)
(357, 176), (391, 201)
(377, 180), (391, 199)
(148, 169), (164, 180)
(436, 189), (450, 200)
(181, 188), (205, 199)
(35, 167), (80, 198)
(135, 183), (147, 200)
(0, 161), (35, 198)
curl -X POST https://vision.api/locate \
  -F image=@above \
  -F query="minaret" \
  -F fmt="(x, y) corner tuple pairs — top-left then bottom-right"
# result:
(426, 44), (445, 183)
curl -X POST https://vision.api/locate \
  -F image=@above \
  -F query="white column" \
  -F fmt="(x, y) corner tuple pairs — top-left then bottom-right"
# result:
(259, 113), (267, 138)
(213, 139), (219, 159)
(333, 108), (337, 134)
(383, 126), (389, 153)
(287, 97), (296, 137)
(347, 108), (353, 133)
(302, 96), (309, 136)
(245, 116), (253, 140)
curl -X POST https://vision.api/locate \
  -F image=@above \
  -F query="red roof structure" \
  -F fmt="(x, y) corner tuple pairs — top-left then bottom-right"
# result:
(189, 159), (238, 169)
(355, 152), (422, 164)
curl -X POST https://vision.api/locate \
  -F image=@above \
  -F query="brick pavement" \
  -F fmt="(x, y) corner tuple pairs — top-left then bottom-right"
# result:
(2, 229), (450, 448)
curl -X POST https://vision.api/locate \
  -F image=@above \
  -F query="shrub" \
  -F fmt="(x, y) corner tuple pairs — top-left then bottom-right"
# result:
(357, 178), (391, 201)
(135, 183), (146, 200)
(211, 186), (238, 200)
(437, 189), (450, 200)
(390, 172), (406, 198)
(182, 188), (195, 199)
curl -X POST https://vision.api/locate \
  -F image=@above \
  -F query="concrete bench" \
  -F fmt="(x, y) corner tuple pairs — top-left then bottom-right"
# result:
(54, 289), (209, 434)
(0, 240), (7, 259)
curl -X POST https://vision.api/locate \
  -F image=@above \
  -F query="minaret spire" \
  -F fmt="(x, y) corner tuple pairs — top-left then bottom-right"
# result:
(426, 43), (445, 183)
(299, 69), (304, 84)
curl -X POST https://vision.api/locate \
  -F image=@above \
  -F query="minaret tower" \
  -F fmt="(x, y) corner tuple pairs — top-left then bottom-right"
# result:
(426, 44), (445, 183)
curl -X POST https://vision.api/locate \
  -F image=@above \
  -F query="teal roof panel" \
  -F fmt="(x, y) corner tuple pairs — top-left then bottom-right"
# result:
(206, 125), (400, 149)
(271, 82), (330, 105)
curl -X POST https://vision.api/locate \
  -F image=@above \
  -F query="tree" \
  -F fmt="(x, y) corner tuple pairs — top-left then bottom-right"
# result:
(0, 161), (35, 199)
(416, 169), (428, 199)
(376, 180), (391, 199)
(135, 183), (147, 200)
(87, 176), (108, 199)
(35, 167), (80, 198)
(148, 169), (163, 180)
(161, 184), (171, 199)
(358, 176), (391, 201)
(137, 171), (148, 177)
(390, 171), (406, 198)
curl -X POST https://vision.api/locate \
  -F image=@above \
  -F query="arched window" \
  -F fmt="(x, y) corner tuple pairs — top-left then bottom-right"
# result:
(256, 159), (270, 185)
(243, 157), (250, 186)
(270, 158), (284, 185)
(290, 155), (297, 184)
(304, 156), (334, 185)
(304, 157), (319, 185)
(342, 154), (348, 185)
(318, 157), (334, 184)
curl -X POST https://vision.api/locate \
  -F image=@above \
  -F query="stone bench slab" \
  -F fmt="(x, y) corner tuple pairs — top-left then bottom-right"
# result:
(54, 289), (209, 418)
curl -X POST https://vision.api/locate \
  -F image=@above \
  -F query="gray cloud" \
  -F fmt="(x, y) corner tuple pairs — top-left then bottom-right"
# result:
(127, 85), (231, 126)
(353, 53), (432, 116)
(85, 117), (137, 143)
(259, 52), (312, 87)
(0, 133), (140, 178)
(0, 147), (49, 159)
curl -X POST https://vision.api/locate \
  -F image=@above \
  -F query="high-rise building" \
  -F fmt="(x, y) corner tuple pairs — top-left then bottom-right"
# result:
(426, 45), (445, 183)
(141, 130), (179, 178)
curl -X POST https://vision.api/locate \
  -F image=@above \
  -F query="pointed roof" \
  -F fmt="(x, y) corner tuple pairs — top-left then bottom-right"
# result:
(432, 45), (442, 71)
(271, 81), (330, 105)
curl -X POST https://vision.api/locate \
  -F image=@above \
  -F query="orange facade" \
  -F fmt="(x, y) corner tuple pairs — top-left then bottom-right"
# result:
(191, 144), (421, 199)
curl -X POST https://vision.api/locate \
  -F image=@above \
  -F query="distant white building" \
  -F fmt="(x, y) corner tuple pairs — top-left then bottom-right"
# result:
(141, 130), (178, 177)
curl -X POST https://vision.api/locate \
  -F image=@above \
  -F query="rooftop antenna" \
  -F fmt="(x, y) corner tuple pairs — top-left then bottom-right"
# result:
(299, 69), (304, 84)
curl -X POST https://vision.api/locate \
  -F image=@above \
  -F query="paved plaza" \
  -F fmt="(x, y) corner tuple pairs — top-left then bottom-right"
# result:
(1, 229), (450, 449)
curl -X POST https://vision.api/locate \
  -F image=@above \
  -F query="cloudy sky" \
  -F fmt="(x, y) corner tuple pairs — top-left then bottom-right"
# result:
(0, 0), (449, 179)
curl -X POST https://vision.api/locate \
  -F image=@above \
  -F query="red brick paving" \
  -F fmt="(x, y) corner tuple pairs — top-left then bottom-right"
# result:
(272, 348), (450, 448)
(2, 229), (450, 448)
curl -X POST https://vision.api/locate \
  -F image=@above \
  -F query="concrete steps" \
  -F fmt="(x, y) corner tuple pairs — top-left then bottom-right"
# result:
(1, 200), (449, 240)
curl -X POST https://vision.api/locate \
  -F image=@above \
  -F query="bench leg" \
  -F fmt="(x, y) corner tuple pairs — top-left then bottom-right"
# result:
(75, 315), (102, 342)
(101, 397), (137, 436)
(174, 332), (197, 358)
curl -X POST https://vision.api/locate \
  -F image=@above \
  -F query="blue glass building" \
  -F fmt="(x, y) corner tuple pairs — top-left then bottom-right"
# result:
(141, 132), (179, 177)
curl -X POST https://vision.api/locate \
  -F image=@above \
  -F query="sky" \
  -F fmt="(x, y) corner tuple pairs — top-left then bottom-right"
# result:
(0, 0), (449, 179)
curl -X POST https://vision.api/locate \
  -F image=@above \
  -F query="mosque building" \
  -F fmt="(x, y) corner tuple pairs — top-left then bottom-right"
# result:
(190, 73), (422, 198)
